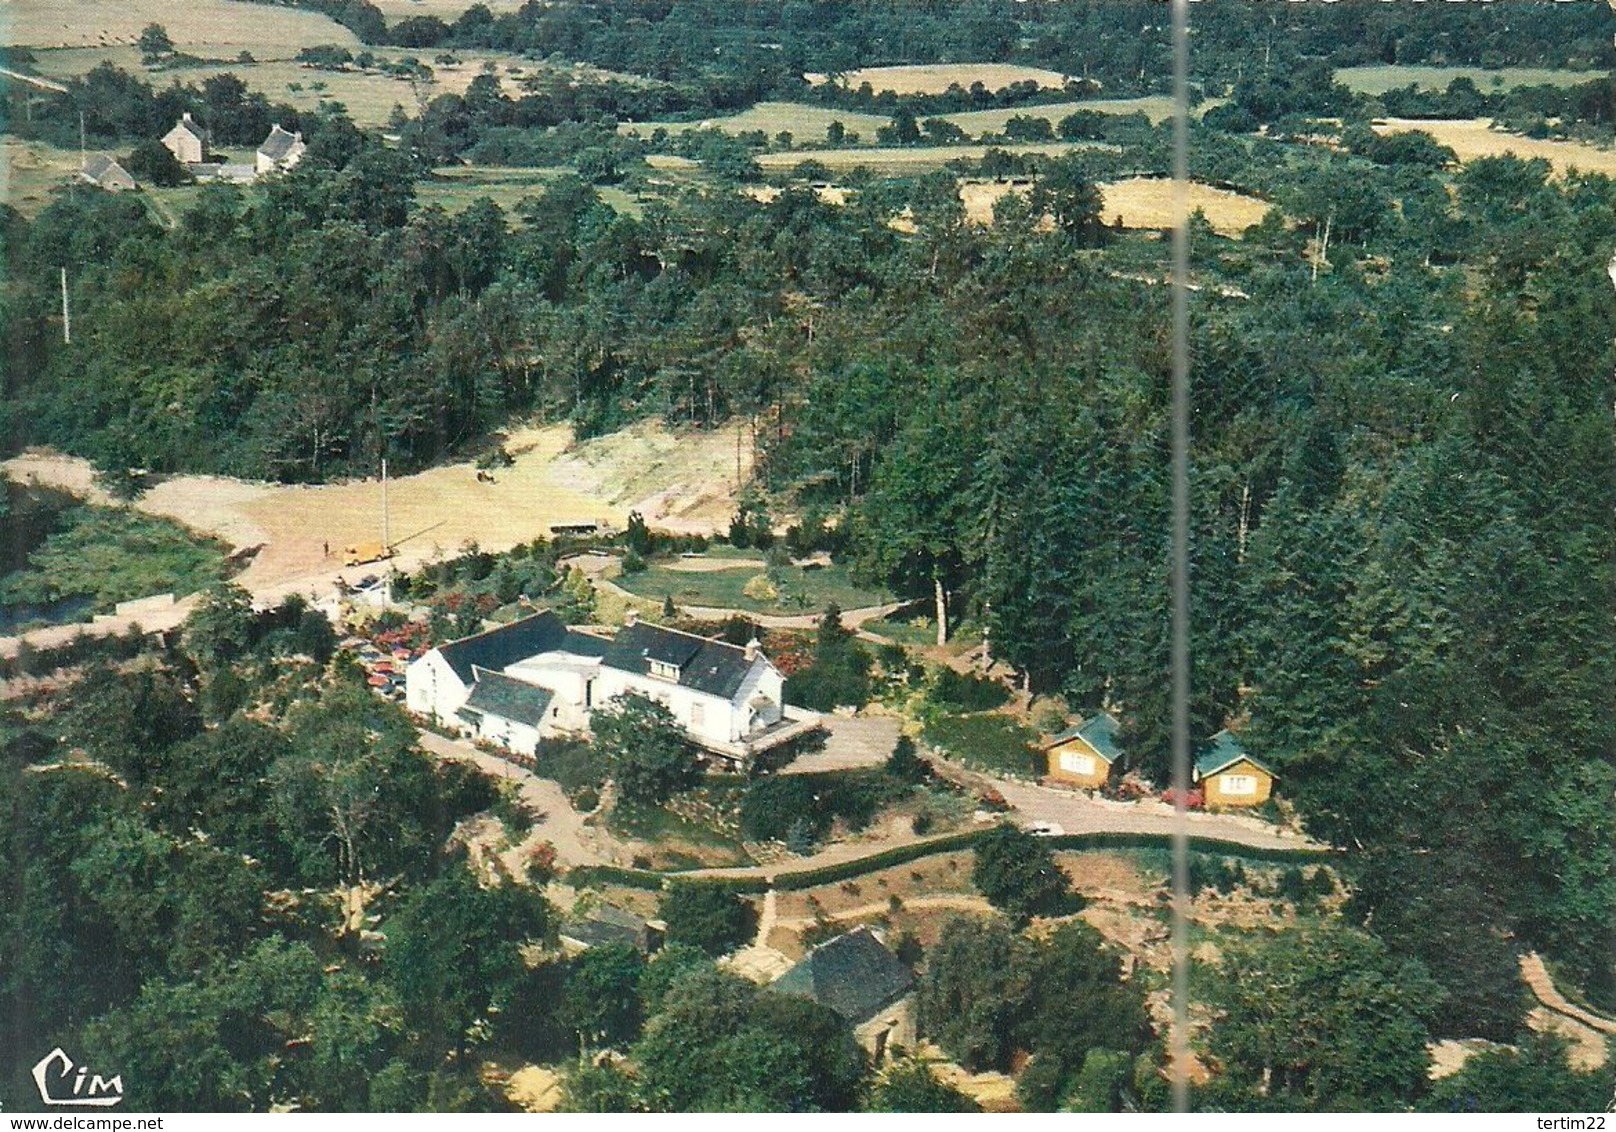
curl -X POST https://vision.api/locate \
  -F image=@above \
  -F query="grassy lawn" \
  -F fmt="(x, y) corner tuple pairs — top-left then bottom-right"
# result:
(616, 560), (891, 616)
(922, 711), (1039, 779)
(606, 795), (753, 869)
(416, 167), (650, 218)
(0, 505), (233, 623)
(863, 610), (983, 652)
(1337, 64), (1603, 95)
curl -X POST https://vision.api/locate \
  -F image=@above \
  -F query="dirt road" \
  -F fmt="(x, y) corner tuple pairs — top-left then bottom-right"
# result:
(1, 421), (747, 652)
(417, 729), (619, 868)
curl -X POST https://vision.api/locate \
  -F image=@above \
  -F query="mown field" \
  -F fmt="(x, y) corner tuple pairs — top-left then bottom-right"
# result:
(1338, 64), (1605, 95)
(620, 102), (890, 144)
(1374, 118), (1616, 177)
(25, 47), (569, 127)
(941, 95), (1222, 133)
(8, 0), (356, 52)
(0, 137), (84, 218)
(806, 62), (1071, 94)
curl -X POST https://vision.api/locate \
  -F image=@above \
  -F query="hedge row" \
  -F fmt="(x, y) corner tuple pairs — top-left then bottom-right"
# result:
(565, 826), (1332, 894)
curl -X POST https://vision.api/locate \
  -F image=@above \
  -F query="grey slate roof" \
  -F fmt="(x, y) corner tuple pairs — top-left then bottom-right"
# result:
(82, 154), (118, 180)
(771, 927), (915, 1024)
(461, 667), (554, 728)
(437, 611), (598, 685)
(561, 905), (659, 952)
(258, 124), (301, 160)
(603, 622), (758, 699)
(1194, 729), (1275, 779)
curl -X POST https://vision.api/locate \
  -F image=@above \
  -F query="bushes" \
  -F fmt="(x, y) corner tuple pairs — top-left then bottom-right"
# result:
(739, 769), (906, 844)
(535, 737), (604, 801)
(658, 882), (756, 956)
(972, 824), (1081, 923)
(922, 713), (1040, 778)
(928, 668), (1010, 712)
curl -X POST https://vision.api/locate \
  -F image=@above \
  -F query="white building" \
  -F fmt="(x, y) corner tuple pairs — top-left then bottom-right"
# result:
(256, 124), (306, 175)
(161, 112), (207, 164)
(406, 610), (818, 765)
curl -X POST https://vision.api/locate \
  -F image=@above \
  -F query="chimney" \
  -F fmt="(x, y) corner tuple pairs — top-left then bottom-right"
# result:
(624, 608), (638, 627)
(745, 637), (761, 662)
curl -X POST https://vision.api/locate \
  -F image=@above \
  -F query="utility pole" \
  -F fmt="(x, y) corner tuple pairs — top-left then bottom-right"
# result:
(381, 458), (390, 550)
(59, 267), (70, 344)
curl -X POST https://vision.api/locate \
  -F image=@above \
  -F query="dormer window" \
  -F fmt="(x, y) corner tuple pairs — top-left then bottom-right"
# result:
(648, 659), (680, 681)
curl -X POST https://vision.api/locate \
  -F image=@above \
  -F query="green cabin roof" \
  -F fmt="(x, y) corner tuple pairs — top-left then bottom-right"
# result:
(1046, 711), (1124, 765)
(1193, 729), (1274, 780)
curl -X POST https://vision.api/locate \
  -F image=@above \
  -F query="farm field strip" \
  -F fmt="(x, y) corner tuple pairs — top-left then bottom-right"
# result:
(1337, 64), (1604, 94)
(1374, 118), (1616, 177)
(755, 140), (1111, 174)
(806, 63), (1071, 95)
(620, 102), (890, 142)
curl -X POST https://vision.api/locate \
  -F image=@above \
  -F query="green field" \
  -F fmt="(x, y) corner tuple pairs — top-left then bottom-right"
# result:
(417, 166), (649, 216)
(1, 138), (85, 218)
(756, 140), (1112, 175)
(1337, 64), (1603, 95)
(615, 559), (891, 616)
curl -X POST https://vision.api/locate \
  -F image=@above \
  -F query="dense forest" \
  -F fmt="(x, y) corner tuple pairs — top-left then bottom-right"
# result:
(1, 0), (1614, 1112)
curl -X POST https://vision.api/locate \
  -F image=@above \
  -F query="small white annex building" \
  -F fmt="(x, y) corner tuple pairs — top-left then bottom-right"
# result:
(406, 610), (818, 763)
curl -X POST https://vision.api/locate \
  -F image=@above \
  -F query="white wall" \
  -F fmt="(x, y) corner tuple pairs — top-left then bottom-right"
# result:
(405, 649), (470, 723)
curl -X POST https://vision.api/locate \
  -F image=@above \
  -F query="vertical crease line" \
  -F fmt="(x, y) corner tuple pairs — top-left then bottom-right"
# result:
(1169, 0), (1193, 1115)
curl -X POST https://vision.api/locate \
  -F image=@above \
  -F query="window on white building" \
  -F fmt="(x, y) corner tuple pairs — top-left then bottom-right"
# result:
(690, 702), (705, 728)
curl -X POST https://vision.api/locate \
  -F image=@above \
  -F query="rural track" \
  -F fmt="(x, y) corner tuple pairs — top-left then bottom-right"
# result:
(1521, 952), (1616, 1036)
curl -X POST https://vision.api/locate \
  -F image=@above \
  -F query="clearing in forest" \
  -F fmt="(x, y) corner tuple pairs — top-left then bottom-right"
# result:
(1373, 118), (1616, 177)
(2, 421), (749, 603)
(0, 138), (84, 218)
(806, 63), (1070, 95)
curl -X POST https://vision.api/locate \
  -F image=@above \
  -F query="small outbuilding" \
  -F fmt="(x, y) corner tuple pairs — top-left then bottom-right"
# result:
(80, 154), (136, 191)
(1192, 730), (1275, 808)
(1042, 711), (1124, 789)
(770, 926), (916, 1063)
(256, 123), (306, 174)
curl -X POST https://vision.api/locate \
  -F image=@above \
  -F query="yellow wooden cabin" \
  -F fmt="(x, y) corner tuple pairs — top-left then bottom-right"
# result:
(1193, 730), (1275, 808)
(1043, 711), (1123, 789)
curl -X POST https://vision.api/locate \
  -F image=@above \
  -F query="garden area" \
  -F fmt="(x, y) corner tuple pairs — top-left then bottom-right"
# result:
(614, 555), (891, 617)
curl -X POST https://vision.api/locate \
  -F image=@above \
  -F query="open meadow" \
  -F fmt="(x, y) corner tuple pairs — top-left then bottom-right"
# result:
(1374, 118), (1616, 177)
(0, 136), (84, 218)
(806, 63), (1071, 95)
(7, 0), (357, 52)
(757, 140), (1110, 176)
(940, 95), (1221, 133)
(1338, 64), (1604, 95)
(620, 102), (890, 144)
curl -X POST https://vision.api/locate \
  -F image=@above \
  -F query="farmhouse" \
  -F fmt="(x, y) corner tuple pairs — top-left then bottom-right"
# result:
(256, 124), (306, 174)
(405, 609), (818, 763)
(770, 927), (916, 1062)
(1042, 711), (1124, 789)
(161, 112), (208, 164)
(80, 155), (136, 192)
(1193, 730), (1275, 809)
